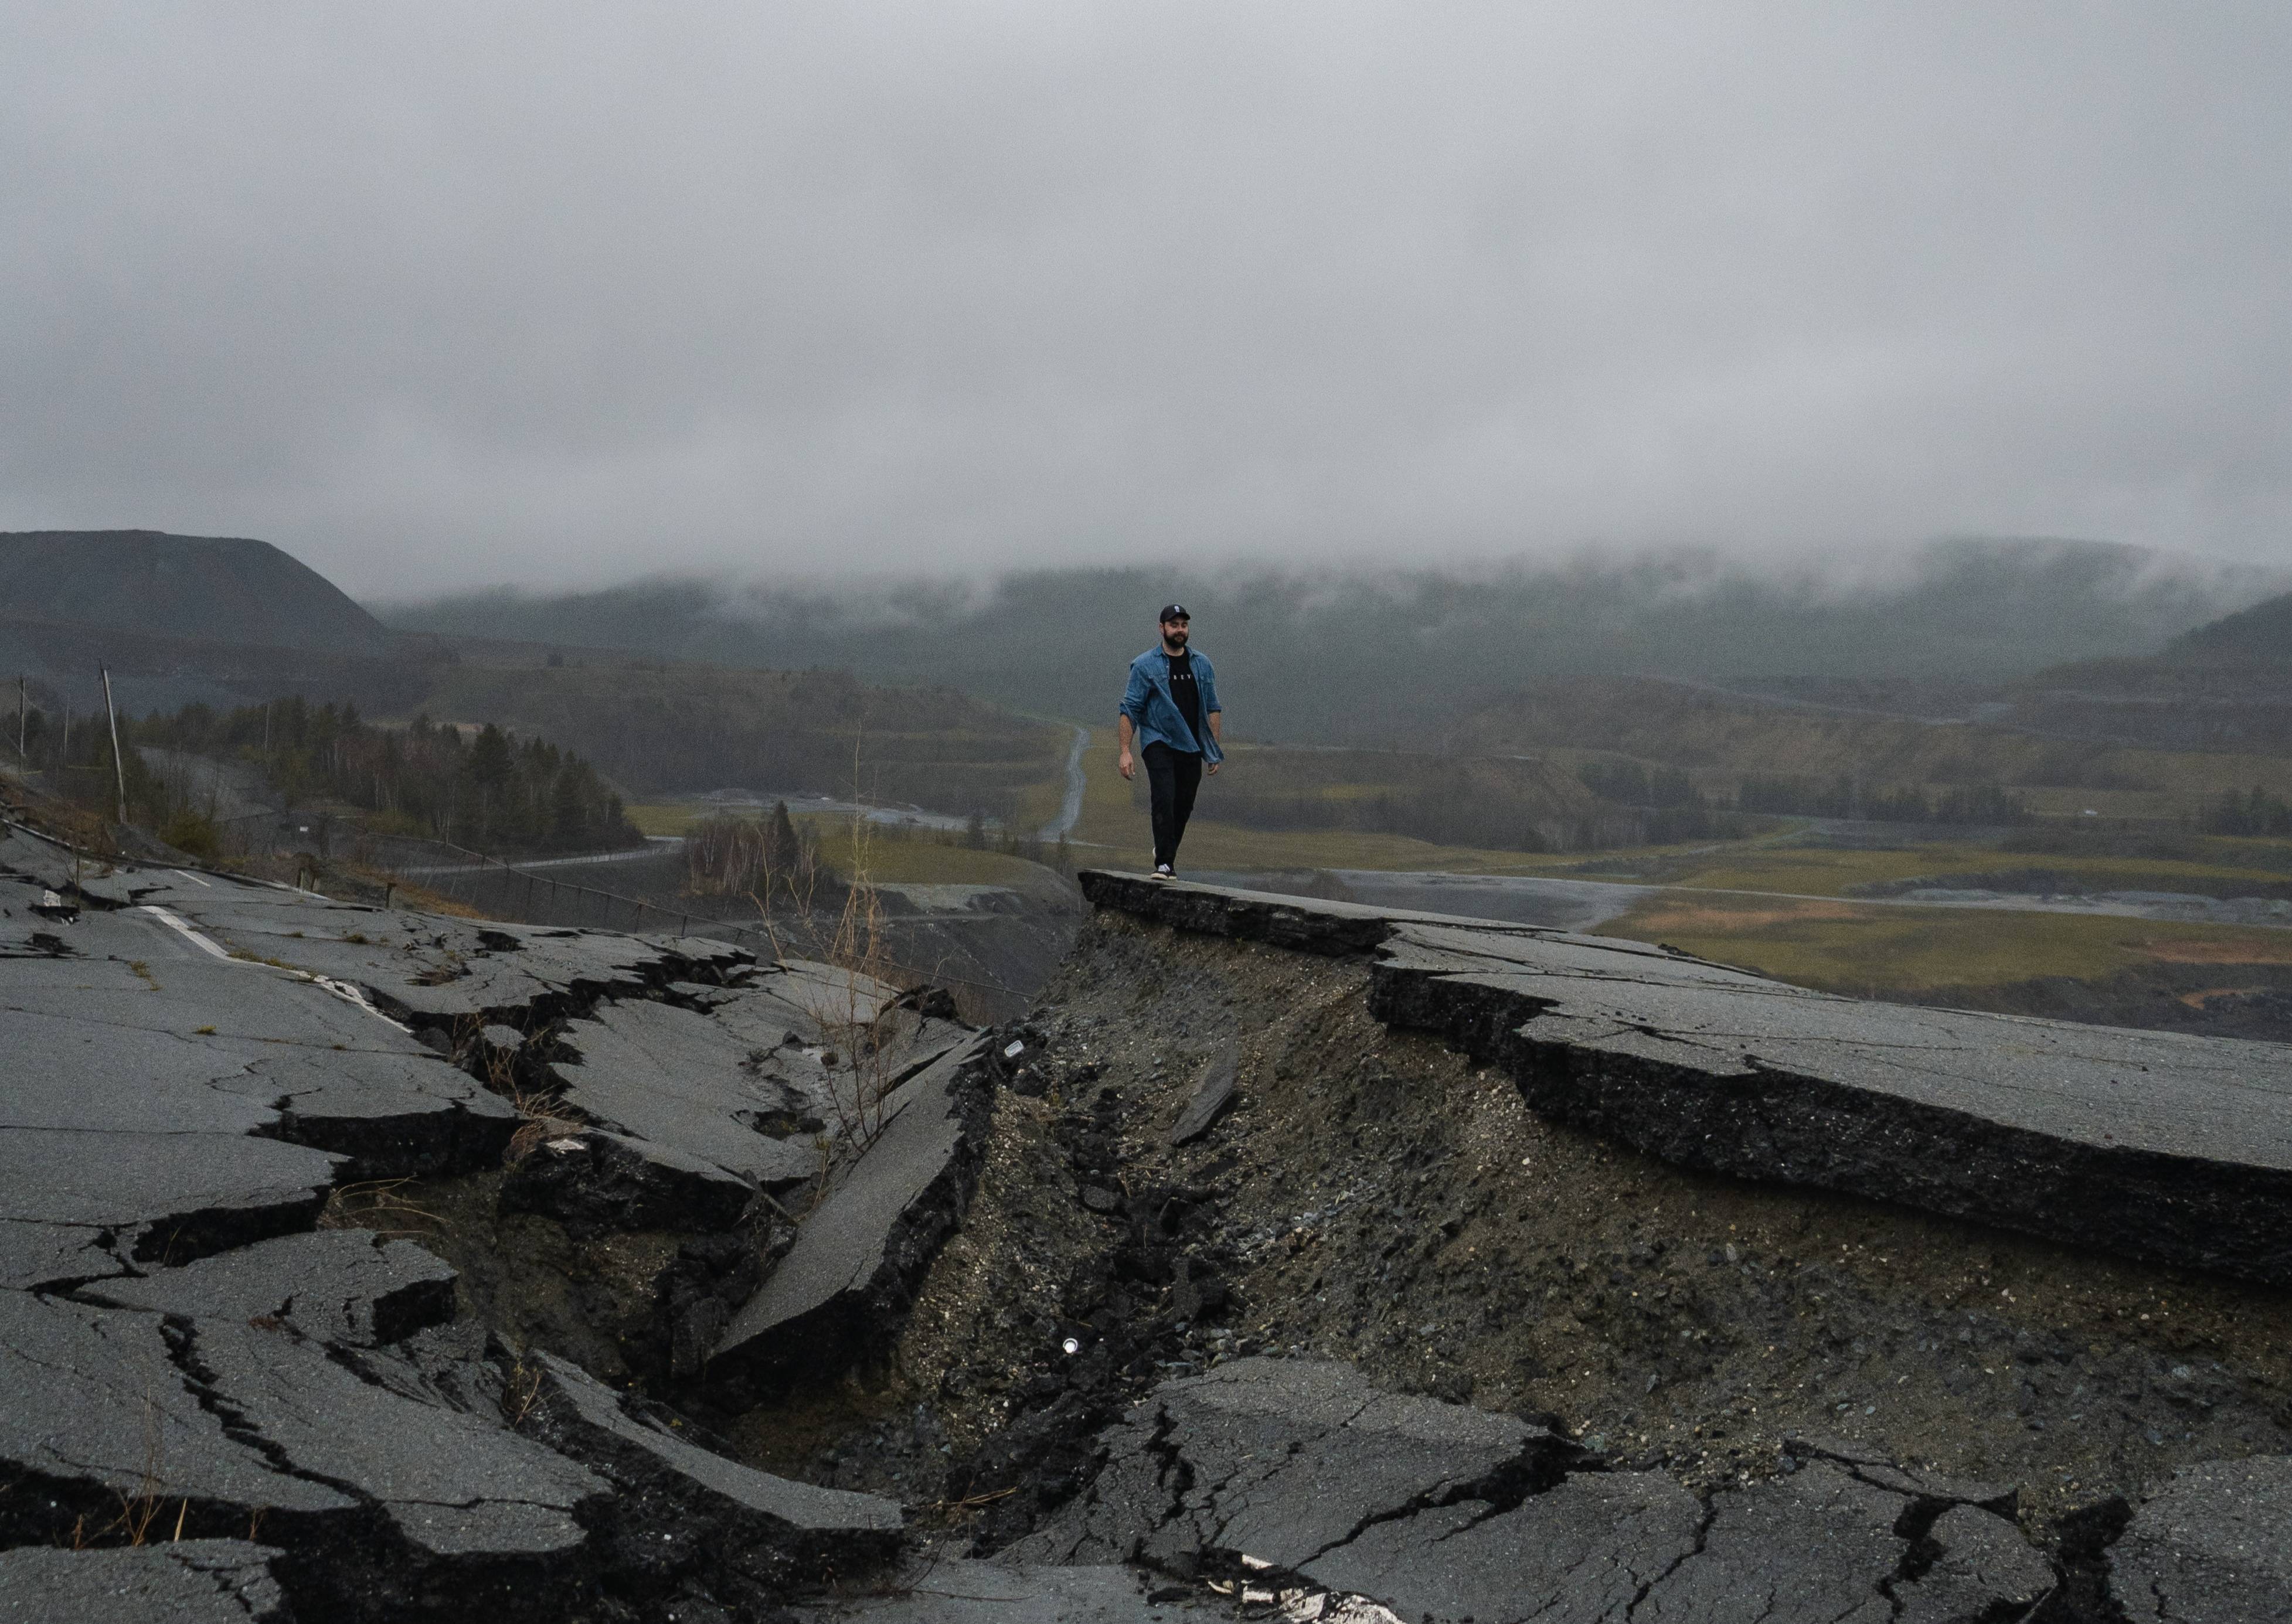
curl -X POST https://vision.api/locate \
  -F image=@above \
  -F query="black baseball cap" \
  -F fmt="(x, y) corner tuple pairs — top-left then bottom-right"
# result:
(1158, 603), (1190, 622)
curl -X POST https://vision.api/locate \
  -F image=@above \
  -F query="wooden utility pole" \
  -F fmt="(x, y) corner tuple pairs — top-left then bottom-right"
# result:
(100, 666), (127, 827)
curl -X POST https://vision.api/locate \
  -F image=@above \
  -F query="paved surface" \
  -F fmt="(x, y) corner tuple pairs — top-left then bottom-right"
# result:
(0, 818), (941, 1618)
(0, 1540), (288, 1623)
(1039, 725), (1091, 842)
(5, 810), (2286, 1618)
(0, 828), (516, 1291)
(2113, 1455), (2292, 1622)
(1083, 869), (2292, 1289)
(388, 835), (684, 877)
(1000, 1360), (2061, 1624)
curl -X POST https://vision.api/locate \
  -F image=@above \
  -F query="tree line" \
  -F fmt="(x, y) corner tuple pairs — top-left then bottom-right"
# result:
(2200, 787), (2292, 837)
(1587, 760), (2028, 827)
(10, 693), (640, 859)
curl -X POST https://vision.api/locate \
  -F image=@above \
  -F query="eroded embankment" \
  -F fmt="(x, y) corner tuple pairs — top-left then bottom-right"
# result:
(12, 795), (2292, 1620)
(806, 906), (2292, 1563)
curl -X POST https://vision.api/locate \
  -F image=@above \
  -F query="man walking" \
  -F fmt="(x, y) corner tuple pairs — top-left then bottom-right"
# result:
(1118, 603), (1223, 879)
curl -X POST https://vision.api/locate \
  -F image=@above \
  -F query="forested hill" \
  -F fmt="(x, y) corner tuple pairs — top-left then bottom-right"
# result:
(0, 530), (397, 656)
(379, 537), (2284, 747)
(2165, 588), (2292, 665)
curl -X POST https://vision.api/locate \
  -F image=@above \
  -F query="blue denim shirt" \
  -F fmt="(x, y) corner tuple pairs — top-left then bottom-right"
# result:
(1120, 646), (1223, 763)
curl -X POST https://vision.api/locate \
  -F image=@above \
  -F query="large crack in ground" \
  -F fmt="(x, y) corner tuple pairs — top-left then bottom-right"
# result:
(745, 903), (2292, 1619)
(8, 819), (2292, 1619)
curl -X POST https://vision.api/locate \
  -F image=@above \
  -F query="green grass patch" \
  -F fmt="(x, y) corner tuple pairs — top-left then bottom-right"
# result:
(625, 801), (709, 837)
(1065, 736), (1650, 873)
(1643, 839), (2292, 900)
(1602, 890), (2292, 996)
(805, 823), (1046, 887)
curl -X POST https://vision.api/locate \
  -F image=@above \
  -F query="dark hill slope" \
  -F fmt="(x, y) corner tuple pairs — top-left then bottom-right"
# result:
(2168, 587), (2292, 665)
(0, 530), (395, 656)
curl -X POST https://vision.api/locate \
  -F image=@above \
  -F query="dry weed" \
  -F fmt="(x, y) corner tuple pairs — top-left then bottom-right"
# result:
(504, 1360), (544, 1429)
(318, 1178), (443, 1240)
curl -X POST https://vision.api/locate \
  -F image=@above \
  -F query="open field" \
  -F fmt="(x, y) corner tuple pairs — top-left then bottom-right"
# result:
(1062, 735), (1568, 872)
(662, 717), (2292, 1029)
(1601, 887), (2292, 998)
(1448, 677), (2292, 806)
(1593, 832), (2292, 900)
(626, 801), (1056, 888)
(1065, 732), (2292, 888)
(805, 820), (1050, 887)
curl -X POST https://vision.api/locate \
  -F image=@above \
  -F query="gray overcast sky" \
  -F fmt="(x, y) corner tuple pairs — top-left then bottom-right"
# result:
(4, 4), (2290, 597)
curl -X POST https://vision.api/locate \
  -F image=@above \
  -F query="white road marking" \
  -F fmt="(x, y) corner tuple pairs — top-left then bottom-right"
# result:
(171, 868), (213, 887)
(138, 904), (234, 961)
(137, 904), (410, 1031)
(303, 973), (412, 1032)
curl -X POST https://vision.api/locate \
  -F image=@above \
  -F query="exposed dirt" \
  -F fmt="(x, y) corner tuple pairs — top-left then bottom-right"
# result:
(789, 910), (2292, 1561)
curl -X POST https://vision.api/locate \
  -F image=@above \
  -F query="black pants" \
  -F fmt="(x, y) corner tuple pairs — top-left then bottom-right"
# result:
(1144, 743), (1203, 869)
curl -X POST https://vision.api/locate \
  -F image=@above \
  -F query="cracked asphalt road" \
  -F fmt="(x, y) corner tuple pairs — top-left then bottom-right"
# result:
(8, 806), (2292, 1620)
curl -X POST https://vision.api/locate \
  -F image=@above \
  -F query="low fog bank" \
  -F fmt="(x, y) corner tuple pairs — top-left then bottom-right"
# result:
(378, 537), (2287, 747)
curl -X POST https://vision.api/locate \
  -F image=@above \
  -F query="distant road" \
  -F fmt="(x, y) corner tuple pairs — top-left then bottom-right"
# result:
(389, 837), (683, 878)
(1039, 726), (1090, 842)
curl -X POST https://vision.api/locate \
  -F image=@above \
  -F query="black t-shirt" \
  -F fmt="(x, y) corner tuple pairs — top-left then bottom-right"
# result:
(1166, 650), (1203, 745)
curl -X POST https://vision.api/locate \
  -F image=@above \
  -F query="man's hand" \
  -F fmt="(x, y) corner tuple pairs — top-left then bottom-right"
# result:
(1118, 748), (1135, 781)
(1206, 760), (1219, 775)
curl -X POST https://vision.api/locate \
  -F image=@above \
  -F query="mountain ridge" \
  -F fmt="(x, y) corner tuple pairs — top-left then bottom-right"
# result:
(2166, 587), (2292, 665)
(377, 537), (2288, 746)
(0, 529), (397, 656)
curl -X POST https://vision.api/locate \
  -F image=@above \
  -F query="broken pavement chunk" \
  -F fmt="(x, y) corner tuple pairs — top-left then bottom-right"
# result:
(77, 1230), (458, 1347)
(0, 1126), (337, 1278)
(1631, 1463), (1916, 1622)
(0, 1218), (125, 1291)
(1165, 1043), (1238, 1146)
(523, 1351), (900, 1596)
(1010, 1357), (1578, 1575)
(0, 1291), (354, 1528)
(1897, 1503), (2056, 1624)
(554, 997), (835, 1189)
(1077, 869), (1420, 955)
(0, 1287), (612, 1618)
(2109, 1454), (2292, 1622)
(500, 1126), (759, 1237)
(1012, 1356), (2059, 1624)
(708, 1035), (991, 1396)
(1305, 1469), (1704, 1623)
(243, 1047), (521, 1179)
(0, 1541), (287, 1624)
(183, 1315), (604, 1558)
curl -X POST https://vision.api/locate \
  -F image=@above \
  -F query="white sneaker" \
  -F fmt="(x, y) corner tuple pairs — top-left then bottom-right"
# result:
(1153, 863), (1174, 880)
